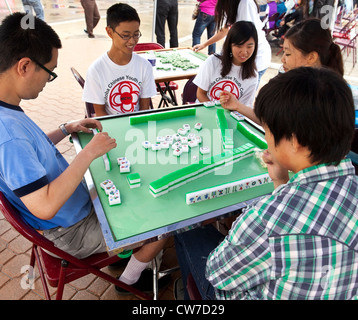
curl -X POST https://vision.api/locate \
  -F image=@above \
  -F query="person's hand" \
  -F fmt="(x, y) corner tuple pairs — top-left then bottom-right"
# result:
(220, 91), (239, 111)
(66, 118), (103, 134)
(262, 149), (289, 188)
(84, 131), (117, 160)
(193, 43), (206, 52)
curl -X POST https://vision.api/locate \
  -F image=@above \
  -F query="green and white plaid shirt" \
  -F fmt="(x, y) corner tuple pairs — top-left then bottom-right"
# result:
(206, 159), (358, 300)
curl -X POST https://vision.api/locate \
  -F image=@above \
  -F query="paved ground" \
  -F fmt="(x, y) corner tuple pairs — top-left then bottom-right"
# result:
(0, 0), (357, 300)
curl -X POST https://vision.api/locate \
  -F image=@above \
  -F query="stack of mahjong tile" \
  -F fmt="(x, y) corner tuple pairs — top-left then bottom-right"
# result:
(127, 173), (141, 189)
(100, 179), (121, 206)
(117, 157), (131, 173)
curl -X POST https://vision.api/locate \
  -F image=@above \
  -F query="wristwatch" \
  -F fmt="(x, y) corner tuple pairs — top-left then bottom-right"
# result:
(59, 123), (70, 136)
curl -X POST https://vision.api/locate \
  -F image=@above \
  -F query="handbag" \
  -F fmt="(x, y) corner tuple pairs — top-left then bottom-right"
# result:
(192, 2), (201, 20)
(192, 0), (207, 20)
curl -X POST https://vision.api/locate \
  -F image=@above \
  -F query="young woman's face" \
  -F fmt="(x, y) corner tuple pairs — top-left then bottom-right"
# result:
(231, 37), (255, 66)
(281, 38), (312, 72)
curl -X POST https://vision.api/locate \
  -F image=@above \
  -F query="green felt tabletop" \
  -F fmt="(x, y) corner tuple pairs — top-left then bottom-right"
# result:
(77, 106), (273, 242)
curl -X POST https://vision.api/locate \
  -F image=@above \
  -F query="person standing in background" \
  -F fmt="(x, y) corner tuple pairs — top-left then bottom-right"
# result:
(192, 0), (218, 55)
(193, 0), (272, 86)
(155, 0), (179, 48)
(21, 0), (44, 20)
(80, 0), (100, 38)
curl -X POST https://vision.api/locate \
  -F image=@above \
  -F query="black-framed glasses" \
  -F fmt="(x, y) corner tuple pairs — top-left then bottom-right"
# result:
(33, 59), (57, 82)
(112, 29), (142, 41)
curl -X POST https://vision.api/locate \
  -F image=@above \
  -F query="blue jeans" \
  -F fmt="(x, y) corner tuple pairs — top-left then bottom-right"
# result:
(22, 0), (44, 20)
(174, 225), (225, 300)
(192, 11), (216, 55)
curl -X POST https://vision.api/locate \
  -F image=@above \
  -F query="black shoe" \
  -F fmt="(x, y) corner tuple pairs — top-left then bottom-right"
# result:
(115, 269), (171, 295)
(173, 277), (185, 300)
(108, 257), (130, 270)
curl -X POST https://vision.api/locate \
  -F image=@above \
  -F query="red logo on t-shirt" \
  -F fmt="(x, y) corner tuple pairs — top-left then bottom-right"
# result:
(109, 81), (140, 113)
(210, 80), (240, 101)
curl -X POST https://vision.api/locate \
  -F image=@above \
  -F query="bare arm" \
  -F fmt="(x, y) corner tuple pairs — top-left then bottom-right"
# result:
(196, 87), (210, 103)
(220, 91), (261, 125)
(139, 98), (151, 110)
(20, 120), (117, 220)
(93, 103), (107, 117)
(193, 27), (229, 52)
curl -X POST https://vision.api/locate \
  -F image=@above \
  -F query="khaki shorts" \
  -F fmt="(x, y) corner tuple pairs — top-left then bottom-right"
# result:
(42, 208), (107, 259)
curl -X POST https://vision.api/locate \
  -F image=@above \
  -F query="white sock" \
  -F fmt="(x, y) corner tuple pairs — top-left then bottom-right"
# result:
(119, 255), (149, 285)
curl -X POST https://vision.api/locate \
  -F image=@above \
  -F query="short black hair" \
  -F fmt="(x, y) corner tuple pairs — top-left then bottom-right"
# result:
(254, 67), (355, 165)
(106, 3), (140, 29)
(0, 12), (62, 73)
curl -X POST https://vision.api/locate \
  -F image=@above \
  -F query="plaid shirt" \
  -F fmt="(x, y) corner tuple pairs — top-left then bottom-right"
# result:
(206, 159), (358, 300)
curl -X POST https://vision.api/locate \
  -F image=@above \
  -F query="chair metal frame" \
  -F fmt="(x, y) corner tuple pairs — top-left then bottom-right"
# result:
(0, 191), (152, 300)
(70, 67), (96, 118)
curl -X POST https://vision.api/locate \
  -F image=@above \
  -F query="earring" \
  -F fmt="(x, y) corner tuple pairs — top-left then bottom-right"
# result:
(230, 52), (233, 57)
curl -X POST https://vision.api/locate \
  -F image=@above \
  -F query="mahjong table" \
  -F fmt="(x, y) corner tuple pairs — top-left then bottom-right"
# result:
(72, 104), (274, 253)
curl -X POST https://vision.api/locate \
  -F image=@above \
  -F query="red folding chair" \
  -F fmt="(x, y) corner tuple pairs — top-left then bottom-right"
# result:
(0, 192), (152, 300)
(134, 42), (179, 108)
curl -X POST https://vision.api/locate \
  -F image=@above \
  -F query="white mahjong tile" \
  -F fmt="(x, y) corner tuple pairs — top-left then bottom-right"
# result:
(109, 192), (121, 206)
(180, 136), (188, 144)
(157, 136), (165, 142)
(172, 142), (181, 149)
(105, 185), (117, 195)
(177, 128), (186, 136)
(142, 141), (151, 149)
(100, 179), (113, 189)
(120, 165), (131, 173)
(183, 124), (190, 131)
(194, 122), (202, 130)
(181, 145), (189, 152)
(151, 143), (161, 151)
(173, 148), (182, 156)
(188, 140), (198, 148)
(200, 146), (210, 154)
(187, 133), (196, 140)
(160, 141), (170, 149)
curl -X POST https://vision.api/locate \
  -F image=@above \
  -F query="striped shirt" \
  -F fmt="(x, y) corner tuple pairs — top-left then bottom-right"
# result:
(206, 159), (358, 299)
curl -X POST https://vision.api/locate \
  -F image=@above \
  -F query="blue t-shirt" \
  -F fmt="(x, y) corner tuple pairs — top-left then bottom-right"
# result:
(0, 101), (91, 230)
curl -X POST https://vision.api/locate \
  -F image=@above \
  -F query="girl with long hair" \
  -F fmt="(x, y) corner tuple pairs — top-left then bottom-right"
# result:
(194, 21), (259, 108)
(193, 0), (271, 85)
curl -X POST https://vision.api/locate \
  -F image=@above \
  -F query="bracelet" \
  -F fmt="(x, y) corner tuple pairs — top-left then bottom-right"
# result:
(59, 123), (70, 136)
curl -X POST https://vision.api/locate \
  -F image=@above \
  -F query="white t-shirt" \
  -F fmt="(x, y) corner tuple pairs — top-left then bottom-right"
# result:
(236, 0), (271, 72)
(194, 54), (258, 107)
(83, 52), (157, 115)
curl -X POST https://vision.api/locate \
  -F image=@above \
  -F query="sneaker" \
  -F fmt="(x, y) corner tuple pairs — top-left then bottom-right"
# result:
(115, 269), (171, 295)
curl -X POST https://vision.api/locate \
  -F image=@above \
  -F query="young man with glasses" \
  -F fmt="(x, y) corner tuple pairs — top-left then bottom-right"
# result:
(83, 3), (157, 116)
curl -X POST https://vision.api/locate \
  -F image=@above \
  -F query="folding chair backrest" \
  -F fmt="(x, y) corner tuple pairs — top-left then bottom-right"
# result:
(134, 42), (164, 51)
(70, 67), (95, 117)
(182, 77), (197, 104)
(0, 192), (74, 261)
